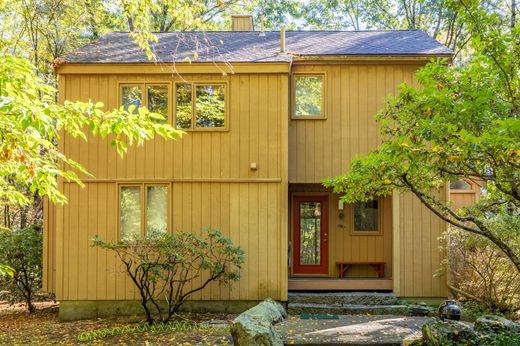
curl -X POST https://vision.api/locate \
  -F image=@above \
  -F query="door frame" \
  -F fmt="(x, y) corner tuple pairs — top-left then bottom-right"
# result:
(291, 194), (329, 275)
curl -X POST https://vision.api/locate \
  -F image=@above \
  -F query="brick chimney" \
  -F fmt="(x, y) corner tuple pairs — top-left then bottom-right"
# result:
(231, 15), (254, 31)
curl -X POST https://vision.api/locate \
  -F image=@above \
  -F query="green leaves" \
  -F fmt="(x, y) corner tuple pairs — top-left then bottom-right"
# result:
(0, 263), (14, 277)
(0, 54), (182, 206)
(328, 4), (520, 272)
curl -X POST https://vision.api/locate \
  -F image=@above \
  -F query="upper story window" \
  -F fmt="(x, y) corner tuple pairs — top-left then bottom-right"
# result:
(119, 184), (169, 240)
(175, 82), (227, 130)
(450, 178), (473, 190)
(352, 199), (380, 235)
(120, 83), (170, 123)
(292, 74), (325, 119)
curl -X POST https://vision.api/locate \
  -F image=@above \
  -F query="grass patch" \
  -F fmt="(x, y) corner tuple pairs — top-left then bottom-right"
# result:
(77, 320), (227, 342)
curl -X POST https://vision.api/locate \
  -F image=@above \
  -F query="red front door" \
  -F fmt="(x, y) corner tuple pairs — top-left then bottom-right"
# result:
(292, 195), (329, 275)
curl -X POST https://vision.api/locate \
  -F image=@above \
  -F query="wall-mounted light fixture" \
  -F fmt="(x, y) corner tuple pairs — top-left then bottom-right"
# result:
(250, 162), (258, 171)
(338, 199), (344, 210)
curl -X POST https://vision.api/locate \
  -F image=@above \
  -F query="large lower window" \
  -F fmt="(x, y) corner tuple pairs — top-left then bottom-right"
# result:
(119, 184), (169, 240)
(175, 82), (227, 130)
(293, 74), (325, 118)
(120, 83), (170, 123)
(352, 199), (380, 234)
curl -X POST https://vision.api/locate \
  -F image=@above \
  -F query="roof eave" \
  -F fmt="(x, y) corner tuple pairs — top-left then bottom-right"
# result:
(291, 53), (453, 63)
(55, 61), (292, 74)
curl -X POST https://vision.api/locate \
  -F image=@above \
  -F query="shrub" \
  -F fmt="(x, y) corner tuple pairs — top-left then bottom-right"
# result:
(0, 224), (43, 313)
(445, 228), (520, 317)
(93, 228), (244, 324)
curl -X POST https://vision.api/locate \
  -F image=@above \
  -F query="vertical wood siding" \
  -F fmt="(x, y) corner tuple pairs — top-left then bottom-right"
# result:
(450, 190), (479, 210)
(42, 198), (56, 293)
(50, 71), (289, 301)
(288, 63), (421, 182)
(53, 182), (284, 301)
(330, 194), (393, 278)
(288, 63), (447, 297)
(62, 73), (285, 181)
(393, 191), (448, 298)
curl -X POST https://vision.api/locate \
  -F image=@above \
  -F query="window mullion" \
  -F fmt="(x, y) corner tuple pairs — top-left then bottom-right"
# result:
(192, 83), (196, 129)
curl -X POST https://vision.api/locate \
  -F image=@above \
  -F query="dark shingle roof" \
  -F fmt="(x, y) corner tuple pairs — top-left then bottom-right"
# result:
(64, 30), (452, 64)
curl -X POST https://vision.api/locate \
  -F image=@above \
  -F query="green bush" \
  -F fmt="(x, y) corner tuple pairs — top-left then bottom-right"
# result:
(0, 224), (43, 312)
(93, 228), (244, 324)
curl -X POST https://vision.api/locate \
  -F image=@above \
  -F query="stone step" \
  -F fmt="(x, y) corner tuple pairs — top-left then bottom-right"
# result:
(288, 292), (400, 306)
(288, 303), (410, 316)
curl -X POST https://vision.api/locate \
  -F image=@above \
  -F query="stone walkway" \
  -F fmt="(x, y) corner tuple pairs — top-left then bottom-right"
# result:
(276, 315), (429, 345)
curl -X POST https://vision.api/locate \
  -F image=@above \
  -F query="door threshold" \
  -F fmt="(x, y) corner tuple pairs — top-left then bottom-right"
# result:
(288, 278), (392, 291)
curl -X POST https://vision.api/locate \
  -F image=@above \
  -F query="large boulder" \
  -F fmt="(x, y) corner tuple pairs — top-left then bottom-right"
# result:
(230, 298), (286, 346)
(243, 298), (287, 323)
(422, 318), (479, 346)
(474, 315), (520, 335)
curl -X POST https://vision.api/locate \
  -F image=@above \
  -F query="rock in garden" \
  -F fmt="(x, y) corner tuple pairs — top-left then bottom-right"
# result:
(474, 315), (520, 335)
(422, 318), (479, 346)
(230, 298), (287, 346)
(231, 314), (282, 346)
(409, 303), (434, 317)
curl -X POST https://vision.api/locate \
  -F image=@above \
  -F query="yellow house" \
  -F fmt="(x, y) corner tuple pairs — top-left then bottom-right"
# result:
(44, 16), (454, 320)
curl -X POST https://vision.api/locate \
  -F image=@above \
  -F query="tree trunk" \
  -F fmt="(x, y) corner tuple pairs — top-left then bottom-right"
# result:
(512, 0), (517, 30)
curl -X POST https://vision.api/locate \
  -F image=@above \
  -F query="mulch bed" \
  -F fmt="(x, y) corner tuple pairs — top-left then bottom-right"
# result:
(0, 301), (234, 345)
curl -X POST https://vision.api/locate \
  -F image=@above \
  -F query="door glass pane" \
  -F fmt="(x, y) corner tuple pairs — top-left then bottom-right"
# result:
(121, 85), (142, 113)
(146, 186), (168, 236)
(175, 83), (193, 129)
(354, 200), (378, 231)
(299, 202), (321, 265)
(147, 85), (169, 123)
(120, 186), (141, 240)
(195, 84), (225, 128)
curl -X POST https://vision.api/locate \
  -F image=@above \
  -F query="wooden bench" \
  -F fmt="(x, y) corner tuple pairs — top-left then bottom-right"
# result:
(336, 262), (385, 278)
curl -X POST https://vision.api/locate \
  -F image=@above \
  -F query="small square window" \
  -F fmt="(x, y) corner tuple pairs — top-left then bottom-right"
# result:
(175, 82), (227, 130)
(293, 74), (325, 118)
(353, 200), (380, 234)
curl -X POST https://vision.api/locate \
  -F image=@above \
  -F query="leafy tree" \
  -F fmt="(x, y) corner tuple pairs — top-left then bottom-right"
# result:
(0, 225), (43, 313)
(0, 54), (181, 207)
(325, 1), (520, 272)
(93, 229), (244, 324)
(302, 0), (516, 55)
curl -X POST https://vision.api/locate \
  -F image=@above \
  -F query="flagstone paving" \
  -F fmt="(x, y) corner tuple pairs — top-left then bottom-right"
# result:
(277, 315), (428, 345)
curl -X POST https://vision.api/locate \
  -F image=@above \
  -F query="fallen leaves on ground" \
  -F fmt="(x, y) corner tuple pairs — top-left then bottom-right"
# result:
(0, 301), (234, 345)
